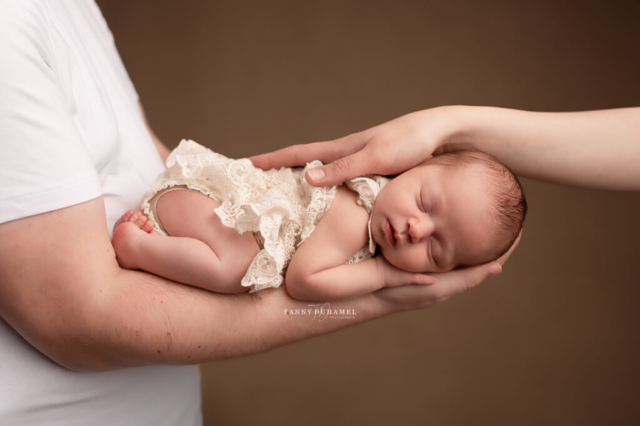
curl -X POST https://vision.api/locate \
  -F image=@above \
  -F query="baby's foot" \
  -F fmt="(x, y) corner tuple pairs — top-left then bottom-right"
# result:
(112, 210), (159, 269)
(113, 210), (159, 235)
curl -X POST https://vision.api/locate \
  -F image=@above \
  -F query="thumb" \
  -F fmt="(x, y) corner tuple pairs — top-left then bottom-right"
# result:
(433, 262), (502, 298)
(460, 262), (502, 291)
(305, 150), (370, 186)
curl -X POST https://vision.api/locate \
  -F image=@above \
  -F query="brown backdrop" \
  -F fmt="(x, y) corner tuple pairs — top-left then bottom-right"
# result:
(97, 1), (640, 425)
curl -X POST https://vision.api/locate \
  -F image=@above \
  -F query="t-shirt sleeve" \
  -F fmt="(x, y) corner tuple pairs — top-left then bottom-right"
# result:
(0, 2), (102, 224)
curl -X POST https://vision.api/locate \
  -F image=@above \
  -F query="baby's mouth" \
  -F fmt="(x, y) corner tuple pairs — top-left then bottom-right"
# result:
(385, 219), (397, 248)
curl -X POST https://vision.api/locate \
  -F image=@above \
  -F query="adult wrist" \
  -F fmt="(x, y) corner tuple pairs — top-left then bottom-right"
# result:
(431, 105), (481, 154)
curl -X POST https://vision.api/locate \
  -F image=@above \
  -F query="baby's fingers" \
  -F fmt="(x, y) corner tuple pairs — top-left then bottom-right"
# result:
(411, 273), (437, 286)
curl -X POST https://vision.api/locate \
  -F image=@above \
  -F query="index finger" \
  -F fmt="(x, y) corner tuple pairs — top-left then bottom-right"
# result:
(250, 130), (373, 171)
(249, 142), (319, 170)
(249, 139), (343, 171)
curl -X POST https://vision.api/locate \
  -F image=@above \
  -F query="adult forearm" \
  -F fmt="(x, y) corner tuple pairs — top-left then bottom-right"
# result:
(0, 197), (392, 373)
(447, 106), (640, 190)
(73, 268), (383, 372)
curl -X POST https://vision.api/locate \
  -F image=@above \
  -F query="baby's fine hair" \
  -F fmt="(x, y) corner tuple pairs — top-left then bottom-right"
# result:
(427, 150), (528, 264)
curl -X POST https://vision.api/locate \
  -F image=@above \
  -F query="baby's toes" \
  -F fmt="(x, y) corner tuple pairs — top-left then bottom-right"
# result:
(133, 214), (148, 229)
(141, 218), (156, 233)
(126, 211), (147, 229)
(122, 209), (136, 222)
(113, 209), (137, 234)
(127, 211), (142, 223)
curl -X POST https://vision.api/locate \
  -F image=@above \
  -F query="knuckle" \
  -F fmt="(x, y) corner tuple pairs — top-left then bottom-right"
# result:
(331, 157), (352, 174)
(346, 132), (367, 148)
(466, 274), (482, 290)
(365, 148), (391, 171)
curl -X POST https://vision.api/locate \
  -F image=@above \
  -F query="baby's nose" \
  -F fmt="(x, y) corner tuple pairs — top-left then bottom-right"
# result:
(407, 217), (434, 243)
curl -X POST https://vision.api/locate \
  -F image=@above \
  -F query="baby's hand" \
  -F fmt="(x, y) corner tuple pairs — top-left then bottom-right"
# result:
(375, 256), (436, 288)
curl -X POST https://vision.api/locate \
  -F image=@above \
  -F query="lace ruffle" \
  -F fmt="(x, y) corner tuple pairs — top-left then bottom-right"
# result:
(345, 175), (390, 255)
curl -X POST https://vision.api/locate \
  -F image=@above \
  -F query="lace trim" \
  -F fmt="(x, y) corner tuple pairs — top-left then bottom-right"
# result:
(345, 175), (390, 254)
(140, 185), (223, 238)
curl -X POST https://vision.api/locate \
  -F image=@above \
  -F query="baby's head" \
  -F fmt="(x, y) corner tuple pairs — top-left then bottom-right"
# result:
(371, 150), (527, 273)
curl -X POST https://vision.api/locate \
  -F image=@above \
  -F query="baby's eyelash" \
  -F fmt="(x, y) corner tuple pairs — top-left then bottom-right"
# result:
(430, 238), (438, 267)
(419, 192), (426, 213)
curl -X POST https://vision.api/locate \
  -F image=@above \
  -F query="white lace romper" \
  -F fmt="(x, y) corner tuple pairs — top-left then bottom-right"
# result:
(140, 139), (390, 293)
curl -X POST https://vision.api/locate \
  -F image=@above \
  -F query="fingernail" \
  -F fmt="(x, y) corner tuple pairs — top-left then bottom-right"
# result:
(486, 264), (502, 277)
(307, 168), (325, 182)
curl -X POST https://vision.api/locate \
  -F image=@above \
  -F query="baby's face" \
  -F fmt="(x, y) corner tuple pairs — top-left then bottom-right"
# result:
(371, 162), (497, 273)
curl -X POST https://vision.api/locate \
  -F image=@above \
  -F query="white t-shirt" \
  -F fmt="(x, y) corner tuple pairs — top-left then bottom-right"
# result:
(0, 1), (202, 424)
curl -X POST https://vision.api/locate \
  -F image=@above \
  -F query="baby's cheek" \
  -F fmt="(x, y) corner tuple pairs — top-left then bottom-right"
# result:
(395, 248), (431, 273)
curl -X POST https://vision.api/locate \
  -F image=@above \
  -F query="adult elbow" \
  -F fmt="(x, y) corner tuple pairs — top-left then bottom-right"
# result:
(36, 318), (128, 373)
(0, 199), (137, 372)
(51, 348), (120, 373)
(22, 285), (130, 372)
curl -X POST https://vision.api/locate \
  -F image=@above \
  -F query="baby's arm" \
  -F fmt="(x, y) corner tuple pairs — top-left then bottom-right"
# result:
(286, 186), (434, 302)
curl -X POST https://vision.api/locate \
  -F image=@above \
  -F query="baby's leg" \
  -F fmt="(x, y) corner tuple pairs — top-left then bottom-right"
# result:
(155, 189), (262, 292)
(112, 191), (259, 294)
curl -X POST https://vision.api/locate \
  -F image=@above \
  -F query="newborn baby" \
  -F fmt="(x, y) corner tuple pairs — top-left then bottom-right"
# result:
(112, 140), (527, 301)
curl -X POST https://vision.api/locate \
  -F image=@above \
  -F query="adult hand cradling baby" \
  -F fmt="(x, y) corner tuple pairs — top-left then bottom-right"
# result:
(251, 107), (461, 187)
